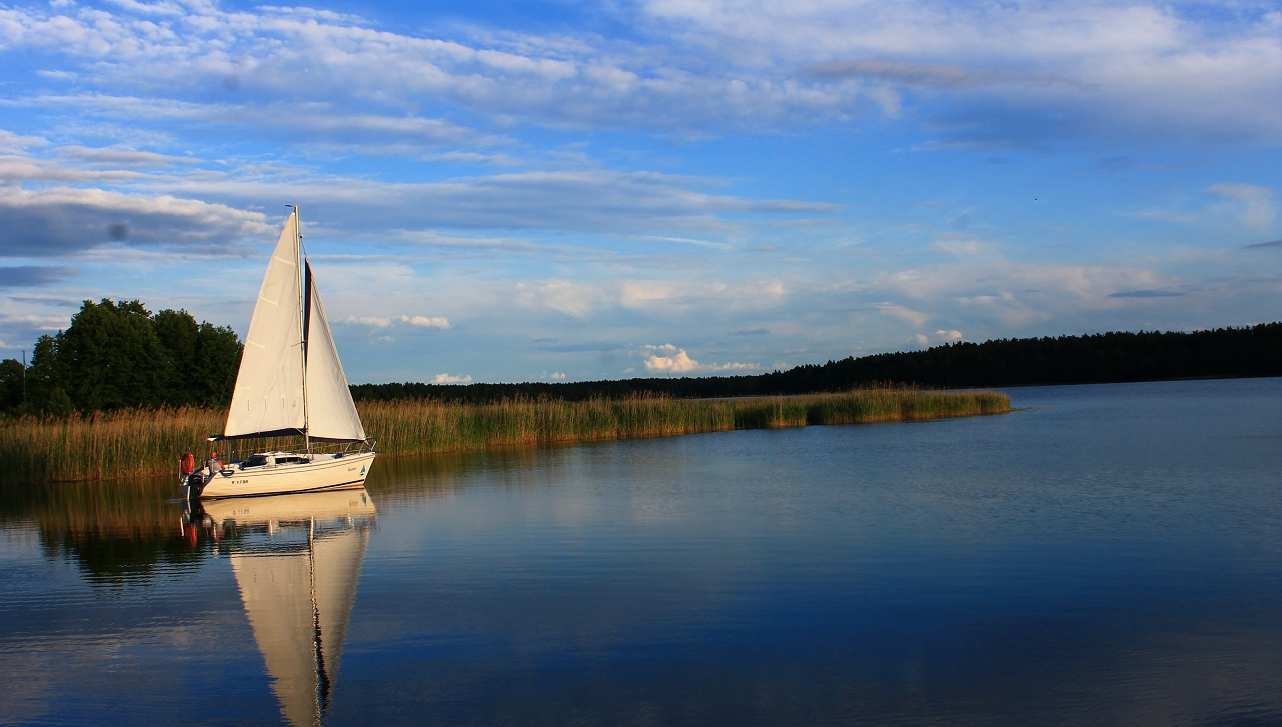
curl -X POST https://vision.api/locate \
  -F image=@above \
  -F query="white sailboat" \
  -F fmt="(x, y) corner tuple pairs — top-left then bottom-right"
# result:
(189, 206), (376, 499)
(198, 488), (376, 727)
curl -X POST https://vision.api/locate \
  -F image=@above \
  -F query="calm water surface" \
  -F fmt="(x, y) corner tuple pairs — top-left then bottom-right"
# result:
(2, 378), (1281, 725)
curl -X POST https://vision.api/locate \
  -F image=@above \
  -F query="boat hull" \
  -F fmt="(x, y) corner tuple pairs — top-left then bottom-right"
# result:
(197, 451), (376, 499)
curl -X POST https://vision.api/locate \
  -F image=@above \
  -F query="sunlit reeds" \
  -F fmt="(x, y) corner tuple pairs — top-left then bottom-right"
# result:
(0, 388), (1010, 483)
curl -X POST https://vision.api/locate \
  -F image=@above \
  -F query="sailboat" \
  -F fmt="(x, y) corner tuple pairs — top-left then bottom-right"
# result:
(197, 489), (376, 726)
(190, 206), (376, 499)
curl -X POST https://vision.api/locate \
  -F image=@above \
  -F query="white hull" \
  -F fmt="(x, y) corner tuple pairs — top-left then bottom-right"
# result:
(197, 451), (376, 499)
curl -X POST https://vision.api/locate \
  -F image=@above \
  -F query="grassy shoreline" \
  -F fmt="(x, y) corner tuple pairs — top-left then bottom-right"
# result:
(1, 388), (1010, 484)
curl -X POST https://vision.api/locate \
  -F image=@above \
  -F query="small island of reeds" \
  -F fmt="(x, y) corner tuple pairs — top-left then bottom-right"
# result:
(1, 388), (1009, 484)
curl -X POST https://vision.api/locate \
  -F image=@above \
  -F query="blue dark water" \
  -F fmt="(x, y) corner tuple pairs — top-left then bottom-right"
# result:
(2, 378), (1281, 725)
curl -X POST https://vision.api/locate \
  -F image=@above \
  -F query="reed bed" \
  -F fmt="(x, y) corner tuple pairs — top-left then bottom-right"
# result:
(0, 388), (1009, 484)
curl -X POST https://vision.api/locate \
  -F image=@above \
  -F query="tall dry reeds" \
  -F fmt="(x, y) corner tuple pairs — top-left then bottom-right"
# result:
(0, 389), (1009, 483)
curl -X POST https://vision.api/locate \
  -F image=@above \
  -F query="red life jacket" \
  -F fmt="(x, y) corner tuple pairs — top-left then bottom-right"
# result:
(181, 452), (196, 475)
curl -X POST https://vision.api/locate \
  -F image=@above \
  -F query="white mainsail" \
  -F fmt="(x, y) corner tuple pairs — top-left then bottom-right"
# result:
(304, 262), (366, 442)
(221, 208), (367, 444)
(225, 210), (306, 438)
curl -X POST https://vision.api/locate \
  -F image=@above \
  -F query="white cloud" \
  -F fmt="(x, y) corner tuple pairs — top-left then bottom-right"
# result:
(0, 0), (1280, 144)
(343, 315), (392, 328)
(3, 94), (500, 151)
(935, 329), (963, 343)
(643, 343), (700, 373)
(431, 372), (473, 384)
(55, 145), (199, 168)
(0, 4), (866, 134)
(135, 165), (830, 240)
(516, 280), (602, 317)
(642, 1), (1282, 143)
(876, 302), (930, 327)
(344, 314), (450, 329)
(399, 314), (451, 329)
(548, 371), (567, 381)
(642, 343), (758, 374)
(618, 278), (789, 313)
(0, 129), (48, 152)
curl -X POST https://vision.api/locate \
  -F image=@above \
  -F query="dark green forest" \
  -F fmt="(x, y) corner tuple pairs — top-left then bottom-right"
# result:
(2, 298), (1279, 413)
(0, 299), (241, 415)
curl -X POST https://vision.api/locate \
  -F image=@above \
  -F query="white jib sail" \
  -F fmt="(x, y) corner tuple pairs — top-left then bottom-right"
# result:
(225, 211), (306, 438)
(305, 261), (366, 442)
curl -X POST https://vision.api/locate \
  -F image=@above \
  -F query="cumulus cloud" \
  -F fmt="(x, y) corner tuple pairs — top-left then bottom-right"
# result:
(643, 343), (700, 373)
(431, 372), (473, 384)
(345, 314), (450, 329)
(548, 371), (568, 381)
(641, 343), (758, 374)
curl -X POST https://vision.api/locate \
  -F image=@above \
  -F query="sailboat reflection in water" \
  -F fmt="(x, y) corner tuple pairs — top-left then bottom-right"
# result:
(188, 489), (376, 726)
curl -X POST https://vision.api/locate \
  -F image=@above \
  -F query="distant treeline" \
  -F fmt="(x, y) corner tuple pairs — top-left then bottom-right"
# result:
(2, 297), (1279, 413)
(352, 323), (1282, 403)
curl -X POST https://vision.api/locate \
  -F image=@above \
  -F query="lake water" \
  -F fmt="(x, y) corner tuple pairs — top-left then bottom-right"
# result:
(2, 378), (1281, 725)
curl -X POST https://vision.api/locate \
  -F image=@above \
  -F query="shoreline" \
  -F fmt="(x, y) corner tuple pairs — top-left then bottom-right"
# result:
(1, 389), (1010, 485)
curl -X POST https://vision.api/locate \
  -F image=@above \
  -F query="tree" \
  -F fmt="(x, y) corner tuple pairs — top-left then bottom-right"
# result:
(0, 358), (24, 411)
(4, 299), (245, 414)
(57, 299), (171, 410)
(153, 309), (200, 406)
(192, 322), (241, 405)
(26, 334), (67, 414)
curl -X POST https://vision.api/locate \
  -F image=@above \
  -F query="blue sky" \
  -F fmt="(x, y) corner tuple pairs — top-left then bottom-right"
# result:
(0, 0), (1279, 384)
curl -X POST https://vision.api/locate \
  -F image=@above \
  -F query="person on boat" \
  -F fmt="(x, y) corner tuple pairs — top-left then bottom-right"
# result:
(180, 450), (196, 476)
(207, 450), (222, 477)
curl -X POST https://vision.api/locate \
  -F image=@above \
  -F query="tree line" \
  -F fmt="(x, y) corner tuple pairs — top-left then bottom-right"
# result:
(2, 298), (1279, 414)
(0, 299), (241, 415)
(352, 322), (1282, 402)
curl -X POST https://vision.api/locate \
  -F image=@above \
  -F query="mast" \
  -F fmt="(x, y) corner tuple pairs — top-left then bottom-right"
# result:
(296, 204), (310, 455)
